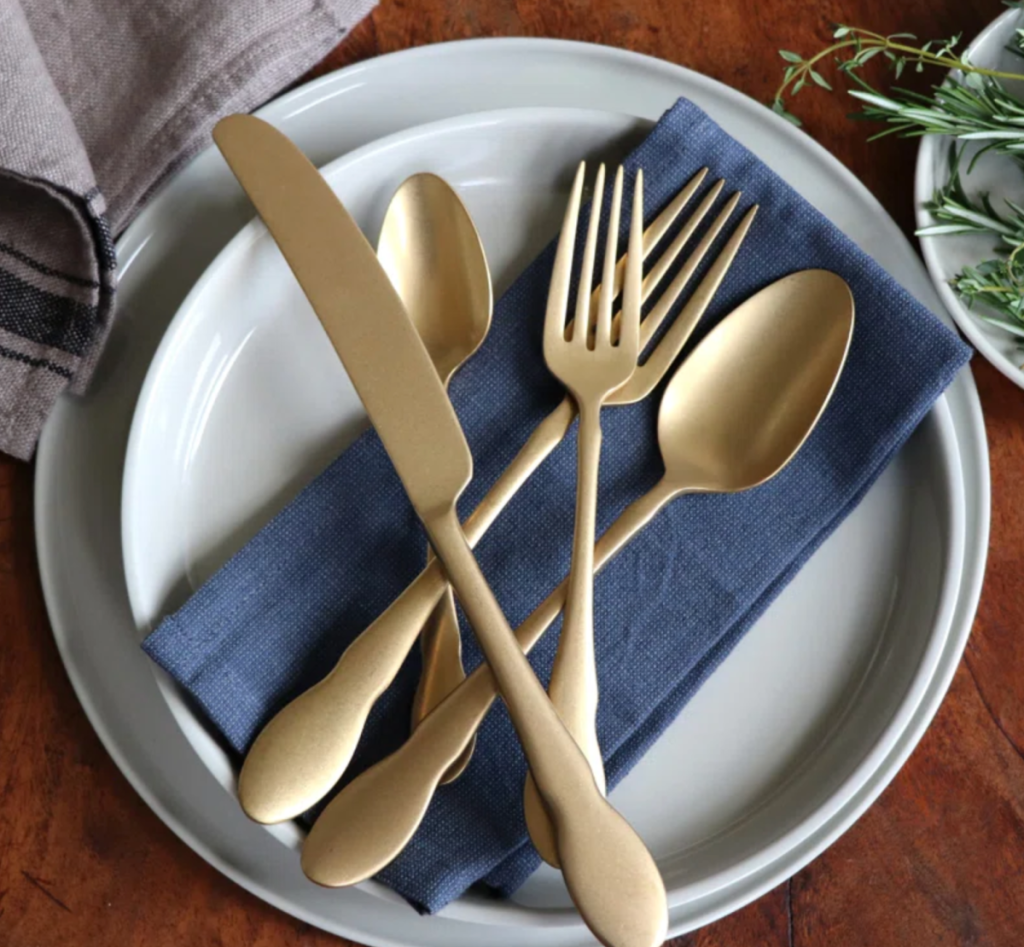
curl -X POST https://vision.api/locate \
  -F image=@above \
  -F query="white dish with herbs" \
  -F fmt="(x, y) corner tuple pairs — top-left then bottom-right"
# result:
(916, 6), (1024, 387)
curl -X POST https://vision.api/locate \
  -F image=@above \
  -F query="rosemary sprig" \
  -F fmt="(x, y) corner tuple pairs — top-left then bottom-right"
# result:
(952, 258), (1024, 338)
(921, 146), (1024, 339)
(919, 147), (1024, 248)
(773, 10), (1024, 350)
(846, 76), (1024, 172)
(772, 24), (1024, 132)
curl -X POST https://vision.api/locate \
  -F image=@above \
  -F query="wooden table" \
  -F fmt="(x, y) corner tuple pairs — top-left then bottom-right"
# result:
(3, 1), (1022, 944)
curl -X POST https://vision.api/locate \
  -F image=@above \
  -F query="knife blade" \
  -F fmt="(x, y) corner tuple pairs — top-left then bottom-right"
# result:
(213, 114), (471, 517)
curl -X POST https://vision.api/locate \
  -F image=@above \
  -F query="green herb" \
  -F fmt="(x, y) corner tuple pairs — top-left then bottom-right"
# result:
(921, 147), (1024, 338)
(771, 11), (1024, 348)
(772, 24), (1024, 137)
(846, 75), (1024, 172)
(952, 258), (1024, 338)
(920, 147), (1024, 248)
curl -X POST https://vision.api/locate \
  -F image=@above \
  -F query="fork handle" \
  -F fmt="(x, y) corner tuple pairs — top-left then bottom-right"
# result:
(525, 400), (605, 864)
(237, 395), (577, 823)
(420, 507), (667, 947)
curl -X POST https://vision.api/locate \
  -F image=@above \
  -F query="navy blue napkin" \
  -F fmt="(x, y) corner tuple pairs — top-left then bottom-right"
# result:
(143, 98), (971, 913)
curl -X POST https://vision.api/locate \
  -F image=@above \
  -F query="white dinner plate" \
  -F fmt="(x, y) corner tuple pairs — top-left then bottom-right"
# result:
(916, 6), (1024, 388)
(36, 39), (989, 946)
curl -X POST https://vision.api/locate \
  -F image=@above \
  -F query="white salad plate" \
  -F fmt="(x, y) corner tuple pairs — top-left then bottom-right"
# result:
(916, 5), (1024, 388)
(36, 39), (989, 947)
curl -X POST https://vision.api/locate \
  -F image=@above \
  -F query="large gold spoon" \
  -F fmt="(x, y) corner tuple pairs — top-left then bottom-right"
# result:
(301, 268), (855, 887)
(377, 173), (493, 781)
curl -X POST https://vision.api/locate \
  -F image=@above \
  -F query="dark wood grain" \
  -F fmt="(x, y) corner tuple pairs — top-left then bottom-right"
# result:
(2, 1), (1022, 944)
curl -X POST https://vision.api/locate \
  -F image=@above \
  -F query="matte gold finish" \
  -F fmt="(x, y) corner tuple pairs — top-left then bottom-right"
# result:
(522, 162), (643, 864)
(213, 116), (470, 516)
(228, 167), (750, 827)
(215, 115), (668, 947)
(377, 173), (493, 781)
(377, 173), (491, 390)
(302, 269), (854, 890)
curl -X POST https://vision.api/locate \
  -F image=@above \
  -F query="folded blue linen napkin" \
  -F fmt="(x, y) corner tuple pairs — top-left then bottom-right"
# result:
(143, 97), (971, 913)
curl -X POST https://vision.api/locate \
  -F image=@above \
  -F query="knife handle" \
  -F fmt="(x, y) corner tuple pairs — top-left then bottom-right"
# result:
(418, 507), (668, 947)
(238, 396), (577, 822)
(416, 393), (576, 781)
(428, 394), (575, 786)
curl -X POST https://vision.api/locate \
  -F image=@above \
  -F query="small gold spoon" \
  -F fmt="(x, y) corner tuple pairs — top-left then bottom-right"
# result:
(236, 173), (490, 817)
(301, 268), (855, 887)
(377, 173), (493, 781)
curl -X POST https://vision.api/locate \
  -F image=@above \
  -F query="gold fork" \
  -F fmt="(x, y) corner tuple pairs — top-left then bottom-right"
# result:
(237, 171), (756, 826)
(409, 166), (725, 782)
(521, 161), (641, 863)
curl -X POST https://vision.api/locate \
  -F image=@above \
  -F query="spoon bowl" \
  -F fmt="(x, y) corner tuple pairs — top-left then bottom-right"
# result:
(659, 269), (854, 493)
(378, 173), (492, 384)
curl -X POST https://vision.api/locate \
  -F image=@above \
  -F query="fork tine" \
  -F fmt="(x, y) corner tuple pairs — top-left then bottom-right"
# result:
(545, 162), (586, 352)
(603, 187), (740, 350)
(596, 167), (624, 348)
(618, 169), (644, 360)
(638, 179), (724, 309)
(593, 167), (708, 309)
(639, 190), (742, 349)
(604, 180), (735, 346)
(572, 163), (605, 347)
(626, 204), (759, 402)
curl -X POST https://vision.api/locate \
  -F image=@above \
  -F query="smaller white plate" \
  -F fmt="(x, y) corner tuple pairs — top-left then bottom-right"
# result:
(124, 106), (967, 937)
(916, 6), (1024, 388)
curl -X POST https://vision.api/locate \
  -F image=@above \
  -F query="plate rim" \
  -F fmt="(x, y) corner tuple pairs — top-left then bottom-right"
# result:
(34, 35), (992, 945)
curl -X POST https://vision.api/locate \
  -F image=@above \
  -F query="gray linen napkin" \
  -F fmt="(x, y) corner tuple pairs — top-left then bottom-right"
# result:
(0, 0), (375, 459)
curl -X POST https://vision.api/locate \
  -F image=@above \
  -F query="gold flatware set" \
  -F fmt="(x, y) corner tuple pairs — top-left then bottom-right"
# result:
(213, 113), (855, 947)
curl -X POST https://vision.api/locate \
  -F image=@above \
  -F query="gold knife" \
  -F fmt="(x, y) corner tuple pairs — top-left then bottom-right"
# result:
(213, 115), (667, 947)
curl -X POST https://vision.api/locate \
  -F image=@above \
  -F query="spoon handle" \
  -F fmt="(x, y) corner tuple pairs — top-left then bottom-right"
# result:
(238, 560), (449, 824)
(411, 579), (473, 776)
(237, 395), (577, 823)
(463, 394), (577, 543)
(302, 480), (676, 885)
